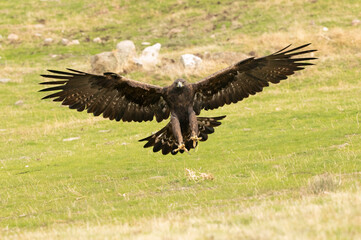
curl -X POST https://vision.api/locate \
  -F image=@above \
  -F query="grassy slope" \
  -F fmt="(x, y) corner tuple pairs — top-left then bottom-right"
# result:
(1, 0), (361, 239)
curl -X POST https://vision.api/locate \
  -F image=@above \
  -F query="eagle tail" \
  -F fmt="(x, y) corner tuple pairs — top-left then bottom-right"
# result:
(139, 115), (226, 155)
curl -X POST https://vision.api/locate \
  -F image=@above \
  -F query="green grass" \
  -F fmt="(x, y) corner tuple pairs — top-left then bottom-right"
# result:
(1, 0), (361, 239)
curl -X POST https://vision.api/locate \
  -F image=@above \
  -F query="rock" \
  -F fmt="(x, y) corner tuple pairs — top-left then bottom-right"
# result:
(0, 78), (11, 83)
(34, 33), (42, 37)
(180, 54), (203, 69)
(91, 51), (119, 74)
(61, 38), (69, 46)
(15, 100), (24, 105)
(98, 130), (110, 133)
(44, 38), (53, 45)
(93, 37), (102, 43)
(68, 39), (80, 45)
(34, 24), (45, 29)
(115, 40), (137, 72)
(63, 137), (80, 142)
(8, 33), (19, 41)
(322, 27), (329, 32)
(141, 42), (151, 46)
(134, 43), (161, 70)
(352, 19), (360, 26)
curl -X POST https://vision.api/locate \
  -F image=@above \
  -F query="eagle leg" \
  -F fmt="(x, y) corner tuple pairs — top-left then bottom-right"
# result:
(171, 114), (184, 145)
(188, 110), (201, 148)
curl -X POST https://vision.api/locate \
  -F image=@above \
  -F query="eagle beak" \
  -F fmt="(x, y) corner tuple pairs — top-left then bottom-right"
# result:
(177, 81), (184, 88)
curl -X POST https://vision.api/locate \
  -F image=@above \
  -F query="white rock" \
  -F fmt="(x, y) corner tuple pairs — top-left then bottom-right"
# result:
(0, 78), (11, 83)
(34, 33), (42, 37)
(8, 33), (19, 41)
(15, 100), (24, 105)
(116, 40), (136, 52)
(63, 137), (80, 142)
(34, 24), (45, 29)
(352, 19), (360, 26)
(322, 27), (329, 32)
(61, 38), (69, 45)
(115, 40), (137, 72)
(93, 37), (102, 43)
(134, 43), (161, 70)
(98, 129), (110, 133)
(141, 42), (151, 46)
(68, 39), (80, 45)
(44, 38), (53, 45)
(180, 54), (203, 69)
(91, 51), (119, 74)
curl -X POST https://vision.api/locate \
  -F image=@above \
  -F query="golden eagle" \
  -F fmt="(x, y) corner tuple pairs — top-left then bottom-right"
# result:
(40, 43), (316, 155)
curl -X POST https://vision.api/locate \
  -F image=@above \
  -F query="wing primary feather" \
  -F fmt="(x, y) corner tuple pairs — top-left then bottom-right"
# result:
(41, 92), (63, 100)
(295, 62), (315, 66)
(286, 49), (317, 56)
(292, 57), (318, 61)
(273, 44), (292, 54)
(66, 68), (86, 74)
(40, 75), (71, 79)
(39, 81), (67, 85)
(279, 43), (312, 54)
(39, 86), (64, 92)
(47, 69), (81, 76)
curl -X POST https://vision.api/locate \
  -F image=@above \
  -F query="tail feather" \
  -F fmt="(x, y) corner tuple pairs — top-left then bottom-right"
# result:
(139, 115), (226, 155)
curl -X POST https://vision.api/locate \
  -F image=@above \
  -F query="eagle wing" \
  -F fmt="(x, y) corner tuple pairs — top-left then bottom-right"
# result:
(40, 69), (170, 122)
(192, 43), (317, 113)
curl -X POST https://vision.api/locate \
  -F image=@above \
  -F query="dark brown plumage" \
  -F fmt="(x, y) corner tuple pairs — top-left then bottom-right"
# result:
(40, 43), (317, 155)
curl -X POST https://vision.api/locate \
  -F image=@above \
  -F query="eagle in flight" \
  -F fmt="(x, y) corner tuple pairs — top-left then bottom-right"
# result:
(40, 43), (316, 155)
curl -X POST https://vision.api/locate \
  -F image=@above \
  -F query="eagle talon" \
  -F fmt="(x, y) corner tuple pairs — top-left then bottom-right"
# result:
(173, 143), (188, 153)
(190, 136), (202, 148)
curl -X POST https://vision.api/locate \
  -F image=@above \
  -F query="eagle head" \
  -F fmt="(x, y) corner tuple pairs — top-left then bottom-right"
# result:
(175, 79), (186, 88)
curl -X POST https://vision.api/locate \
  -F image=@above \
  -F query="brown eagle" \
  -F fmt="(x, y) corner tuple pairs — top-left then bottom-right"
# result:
(40, 43), (316, 155)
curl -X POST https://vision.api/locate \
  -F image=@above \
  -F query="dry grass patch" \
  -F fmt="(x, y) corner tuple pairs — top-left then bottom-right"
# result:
(4, 188), (361, 240)
(307, 173), (341, 194)
(185, 168), (214, 181)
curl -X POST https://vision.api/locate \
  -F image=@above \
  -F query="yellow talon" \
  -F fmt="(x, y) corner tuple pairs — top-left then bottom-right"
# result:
(174, 143), (188, 153)
(190, 136), (202, 148)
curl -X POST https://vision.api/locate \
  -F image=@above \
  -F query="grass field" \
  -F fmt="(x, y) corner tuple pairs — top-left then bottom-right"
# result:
(1, 0), (361, 239)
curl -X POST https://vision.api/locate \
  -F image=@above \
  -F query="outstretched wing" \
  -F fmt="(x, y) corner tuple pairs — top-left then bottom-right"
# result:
(40, 69), (170, 122)
(192, 43), (317, 113)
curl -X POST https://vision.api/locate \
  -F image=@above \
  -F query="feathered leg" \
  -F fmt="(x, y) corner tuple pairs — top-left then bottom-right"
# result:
(170, 114), (188, 152)
(189, 109), (202, 147)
